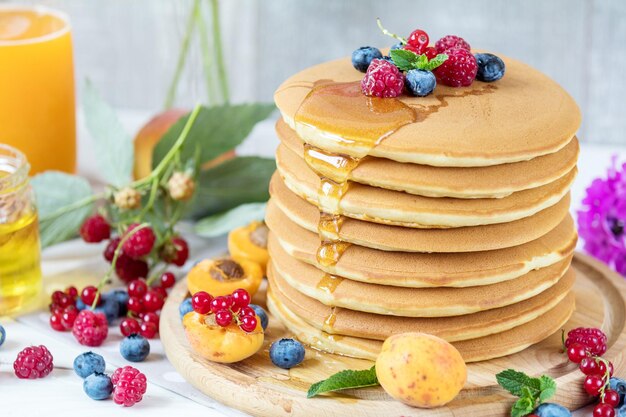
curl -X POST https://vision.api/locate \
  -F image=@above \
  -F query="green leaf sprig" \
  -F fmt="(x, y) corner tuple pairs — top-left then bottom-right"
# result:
(307, 366), (379, 398)
(390, 49), (448, 72)
(496, 369), (557, 417)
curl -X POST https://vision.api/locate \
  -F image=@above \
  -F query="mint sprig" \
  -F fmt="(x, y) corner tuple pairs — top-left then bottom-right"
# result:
(390, 49), (448, 72)
(307, 366), (379, 398)
(496, 369), (557, 417)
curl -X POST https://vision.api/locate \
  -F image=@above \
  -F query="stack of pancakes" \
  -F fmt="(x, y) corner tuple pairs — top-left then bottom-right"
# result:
(265, 53), (581, 362)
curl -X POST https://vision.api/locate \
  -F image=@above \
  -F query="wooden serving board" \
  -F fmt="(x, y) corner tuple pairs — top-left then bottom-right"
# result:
(160, 253), (626, 417)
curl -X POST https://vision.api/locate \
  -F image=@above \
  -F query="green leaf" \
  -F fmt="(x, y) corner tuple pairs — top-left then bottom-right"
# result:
(32, 172), (94, 248)
(307, 366), (378, 398)
(511, 397), (534, 417)
(423, 53), (448, 71)
(82, 79), (133, 187)
(153, 103), (275, 169)
(186, 156), (275, 219)
(538, 375), (557, 403)
(416, 53), (429, 69)
(496, 369), (536, 397)
(194, 202), (266, 238)
(390, 49), (420, 71)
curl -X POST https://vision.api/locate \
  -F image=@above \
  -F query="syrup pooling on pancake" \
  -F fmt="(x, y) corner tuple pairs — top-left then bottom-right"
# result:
(294, 81), (417, 271)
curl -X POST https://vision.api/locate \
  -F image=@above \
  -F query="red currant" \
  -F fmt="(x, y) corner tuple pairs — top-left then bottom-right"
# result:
(603, 389), (621, 408)
(49, 313), (65, 331)
(61, 306), (78, 329)
(567, 343), (588, 363)
(240, 315), (257, 333)
(238, 306), (255, 318)
(580, 357), (601, 375)
(160, 272), (176, 289)
(80, 286), (100, 306)
(210, 296), (231, 314)
(103, 237), (121, 262)
(584, 375), (605, 396)
(593, 403), (616, 417)
(127, 296), (144, 314)
(143, 312), (160, 327)
(192, 291), (213, 314)
(140, 321), (158, 339)
(143, 290), (164, 312)
(424, 46), (438, 60)
(65, 286), (78, 299)
(51, 290), (65, 305)
(406, 29), (429, 54)
(153, 286), (167, 299)
(231, 289), (251, 311)
(127, 279), (148, 298)
(215, 310), (233, 327)
(120, 318), (141, 336)
(598, 360), (614, 377)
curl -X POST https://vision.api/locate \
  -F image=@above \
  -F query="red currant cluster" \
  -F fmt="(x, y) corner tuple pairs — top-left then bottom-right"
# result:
(119, 273), (177, 339)
(565, 327), (620, 417)
(191, 288), (258, 333)
(49, 286), (80, 331)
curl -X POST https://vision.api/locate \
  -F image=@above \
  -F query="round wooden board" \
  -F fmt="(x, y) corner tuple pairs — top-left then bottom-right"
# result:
(160, 253), (626, 417)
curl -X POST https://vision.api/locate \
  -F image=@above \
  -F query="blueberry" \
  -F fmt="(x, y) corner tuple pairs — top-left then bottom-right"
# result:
(0, 323), (5, 347)
(94, 294), (120, 324)
(381, 56), (394, 65)
(351, 46), (383, 72)
(390, 42), (403, 51)
(250, 304), (268, 330)
(120, 334), (150, 362)
(611, 377), (626, 407)
(108, 290), (129, 317)
(75, 298), (87, 311)
(534, 402), (572, 417)
(618, 404), (626, 417)
(73, 351), (106, 378)
(269, 338), (305, 369)
(474, 53), (505, 82)
(83, 372), (113, 400)
(179, 298), (193, 320)
(405, 69), (436, 97)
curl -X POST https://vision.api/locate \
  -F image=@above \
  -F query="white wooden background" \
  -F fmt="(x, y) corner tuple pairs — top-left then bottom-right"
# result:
(3, 0), (626, 145)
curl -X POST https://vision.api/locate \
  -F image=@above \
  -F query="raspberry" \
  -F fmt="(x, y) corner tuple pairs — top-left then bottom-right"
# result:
(434, 47), (477, 87)
(406, 29), (429, 54)
(72, 310), (109, 347)
(435, 35), (471, 53)
(80, 214), (111, 243)
(565, 327), (608, 356)
(114, 187), (141, 210)
(13, 345), (54, 379)
(167, 172), (195, 201)
(122, 224), (155, 258)
(104, 237), (121, 262)
(115, 254), (149, 283)
(111, 366), (147, 407)
(161, 236), (189, 266)
(361, 59), (404, 98)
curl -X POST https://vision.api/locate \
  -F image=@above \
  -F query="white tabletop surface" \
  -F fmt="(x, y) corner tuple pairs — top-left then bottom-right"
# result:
(1, 111), (622, 416)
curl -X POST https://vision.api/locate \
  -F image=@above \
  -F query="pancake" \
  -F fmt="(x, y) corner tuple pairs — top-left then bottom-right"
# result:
(268, 182), (571, 252)
(267, 214), (577, 287)
(277, 119), (580, 199)
(269, 242), (573, 316)
(267, 286), (576, 362)
(268, 265), (574, 341)
(274, 54), (581, 167)
(275, 148), (577, 228)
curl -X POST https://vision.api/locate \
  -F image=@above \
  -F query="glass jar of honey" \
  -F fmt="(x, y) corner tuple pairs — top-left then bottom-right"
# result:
(0, 144), (41, 315)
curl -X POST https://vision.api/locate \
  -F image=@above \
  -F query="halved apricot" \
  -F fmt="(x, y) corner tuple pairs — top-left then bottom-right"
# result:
(187, 257), (263, 298)
(228, 221), (269, 273)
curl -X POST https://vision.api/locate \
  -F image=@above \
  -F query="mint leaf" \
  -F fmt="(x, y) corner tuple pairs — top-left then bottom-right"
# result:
(153, 104), (275, 169)
(416, 53), (429, 69)
(82, 79), (133, 187)
(186, 156), (275, 219)
(390, 49), (420, 71)
(511, 396), (534, 417)
(194, 202), (266, 238)
(496, 369), (536, 397)
(307, 366), (378, 398)
(538, 375), (557, 403)
(423, 53), (448, 71)
(32, 172), (94, 248)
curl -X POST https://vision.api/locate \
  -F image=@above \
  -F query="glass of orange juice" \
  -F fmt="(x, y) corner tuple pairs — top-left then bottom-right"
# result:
(0, 5), (76, 175)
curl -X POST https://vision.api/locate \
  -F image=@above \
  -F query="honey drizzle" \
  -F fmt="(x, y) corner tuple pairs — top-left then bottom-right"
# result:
(322, 307), (338, 333)
(316, 273), (345, 294)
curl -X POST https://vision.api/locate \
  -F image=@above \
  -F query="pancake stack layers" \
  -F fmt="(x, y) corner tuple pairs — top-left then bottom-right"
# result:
(266, 53), (581, 362)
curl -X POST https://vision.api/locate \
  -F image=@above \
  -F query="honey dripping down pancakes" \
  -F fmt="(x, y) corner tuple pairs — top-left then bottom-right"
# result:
(266, 51), (580, 361)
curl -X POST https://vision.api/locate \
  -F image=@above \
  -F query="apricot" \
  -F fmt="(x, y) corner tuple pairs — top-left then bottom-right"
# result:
(133, 108), (235, 179)
(187, 257), (263, 298)
(183, 311), (263, 363)
(228, 221), (269, 273)
(375, 333), (467, 408)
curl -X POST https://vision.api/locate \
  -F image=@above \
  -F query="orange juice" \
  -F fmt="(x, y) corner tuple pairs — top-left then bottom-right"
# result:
(0, 6), (76, 175)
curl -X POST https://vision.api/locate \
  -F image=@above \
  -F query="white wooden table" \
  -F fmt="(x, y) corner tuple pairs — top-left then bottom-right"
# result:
(0, 112), (621, 416)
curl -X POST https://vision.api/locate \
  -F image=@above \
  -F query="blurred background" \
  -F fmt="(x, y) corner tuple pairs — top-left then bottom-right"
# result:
(2, 0), (625, 146)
